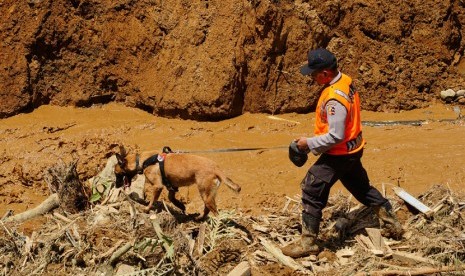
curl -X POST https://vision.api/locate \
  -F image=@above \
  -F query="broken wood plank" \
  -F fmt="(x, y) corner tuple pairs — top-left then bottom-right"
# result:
(252, 223), (270, 233)
(196, 223), (206, 256)
(392, 187), (432, 216)
(356, 234), (376, 250)
(354, 235), (369, 250)
(226, 261), (251, 276)
(258, 237), (308, 273)
(355, 234), (384, 256)
(188, 236), (195, 257)
(53, 211), (72, 223)
(365, 228), (384, 251)
(253, 250), (276, 262)
(354, 264), (465, 276)
(391, 251), (436, 265)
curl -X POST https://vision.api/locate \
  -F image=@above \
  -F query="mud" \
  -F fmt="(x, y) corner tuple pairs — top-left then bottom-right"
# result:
(1, 102), (464, 221)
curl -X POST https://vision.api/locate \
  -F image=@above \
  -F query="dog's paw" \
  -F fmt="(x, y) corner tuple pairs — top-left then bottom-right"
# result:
(194, 214), (208, 222)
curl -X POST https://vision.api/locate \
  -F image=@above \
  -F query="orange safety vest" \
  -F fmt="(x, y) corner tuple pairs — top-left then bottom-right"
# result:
(314, 73), (365, 155)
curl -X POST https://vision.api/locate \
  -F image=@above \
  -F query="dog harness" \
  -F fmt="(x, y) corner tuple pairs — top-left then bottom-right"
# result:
(140, 146), (178, 192)
(157, 153), (178, 192)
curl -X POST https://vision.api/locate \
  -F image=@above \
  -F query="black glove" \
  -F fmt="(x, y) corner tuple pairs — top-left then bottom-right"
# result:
(288, 141), (308, 167)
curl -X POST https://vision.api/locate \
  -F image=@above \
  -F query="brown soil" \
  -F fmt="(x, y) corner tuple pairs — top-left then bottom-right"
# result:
(1, 102), (464, 220)
(1, 1), (465, 119)
(0, 103), (464, 275)
(2, 1), (465, 274)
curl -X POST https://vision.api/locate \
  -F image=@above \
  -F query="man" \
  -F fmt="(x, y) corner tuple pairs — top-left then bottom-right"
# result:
(282, 48), (403, 258)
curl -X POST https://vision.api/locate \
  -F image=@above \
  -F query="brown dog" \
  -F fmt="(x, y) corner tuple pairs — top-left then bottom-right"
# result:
(114, 146), (241, 220)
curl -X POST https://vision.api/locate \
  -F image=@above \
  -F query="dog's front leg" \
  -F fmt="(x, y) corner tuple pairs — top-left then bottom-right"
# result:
(168, 190), (186, 213)
(144, 170), (164, 213)
(145, 185), (163, 213)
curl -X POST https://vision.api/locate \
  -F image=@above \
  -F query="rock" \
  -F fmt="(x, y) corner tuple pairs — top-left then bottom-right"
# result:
(457, 90), (465, 97)
(440, 89), (456, 101)
(115, 264), (135, 275)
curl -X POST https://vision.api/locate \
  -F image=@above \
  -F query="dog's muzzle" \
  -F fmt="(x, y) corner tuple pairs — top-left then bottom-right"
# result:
(115, 173), (133, 188)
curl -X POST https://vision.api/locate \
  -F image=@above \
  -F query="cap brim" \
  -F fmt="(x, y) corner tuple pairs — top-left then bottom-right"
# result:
(300, 64), (316, 76)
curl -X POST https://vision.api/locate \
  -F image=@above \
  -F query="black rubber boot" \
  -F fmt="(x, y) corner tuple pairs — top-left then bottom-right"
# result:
(281, 213), (320, 258)
(374, 203), (404, 239)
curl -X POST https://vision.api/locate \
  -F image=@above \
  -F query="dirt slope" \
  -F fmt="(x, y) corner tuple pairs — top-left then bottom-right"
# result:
(1, 0), (465, 119)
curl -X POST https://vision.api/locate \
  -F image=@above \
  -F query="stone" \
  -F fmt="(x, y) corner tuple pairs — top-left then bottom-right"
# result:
(440, 89), (456, 101)
(456, 90), (465, 97)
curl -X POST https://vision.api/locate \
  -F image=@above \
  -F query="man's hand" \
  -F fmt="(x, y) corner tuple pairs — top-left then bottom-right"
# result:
(295, 137), (310, 153)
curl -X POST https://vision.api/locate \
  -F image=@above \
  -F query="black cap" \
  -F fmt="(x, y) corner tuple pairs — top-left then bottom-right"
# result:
(300, 48), (337, 75)
(288, 141), (308, 167)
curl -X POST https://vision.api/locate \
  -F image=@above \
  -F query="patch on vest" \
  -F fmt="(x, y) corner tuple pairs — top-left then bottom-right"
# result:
(326, 102), (337, 116)
(328, 105), (336, 115)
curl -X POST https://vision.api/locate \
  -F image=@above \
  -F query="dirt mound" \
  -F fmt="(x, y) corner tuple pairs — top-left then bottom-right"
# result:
(1, 0), (465, 119)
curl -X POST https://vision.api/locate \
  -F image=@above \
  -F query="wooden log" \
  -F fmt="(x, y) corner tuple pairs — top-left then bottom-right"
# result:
(1, 210), (13, 220)
(226, 261), (251, 276)
(391, 251), (435, 265)
(196, 223), (206, 256)
(53, 211), (72, 223)
(4, 194), (59, 224)
(258, 237), (308, 273)
(354, 264), (465, 276)
(109, 241), (133, 265)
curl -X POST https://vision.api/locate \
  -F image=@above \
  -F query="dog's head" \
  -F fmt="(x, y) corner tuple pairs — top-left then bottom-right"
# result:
(114, 145), (137, 188)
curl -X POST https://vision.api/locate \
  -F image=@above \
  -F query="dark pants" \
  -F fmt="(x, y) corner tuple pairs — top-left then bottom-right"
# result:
(301, 149), (389, 219)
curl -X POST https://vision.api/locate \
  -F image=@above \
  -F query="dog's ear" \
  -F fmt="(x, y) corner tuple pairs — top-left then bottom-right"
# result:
(115, 153), (126, 166)
(119, 145), (127, 157)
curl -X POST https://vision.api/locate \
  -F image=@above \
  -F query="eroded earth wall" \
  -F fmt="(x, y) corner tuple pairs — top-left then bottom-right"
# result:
(1, 0), (465, 119)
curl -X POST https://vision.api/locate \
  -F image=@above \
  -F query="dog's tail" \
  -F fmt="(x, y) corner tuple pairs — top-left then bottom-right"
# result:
(221, 176), (241, 193)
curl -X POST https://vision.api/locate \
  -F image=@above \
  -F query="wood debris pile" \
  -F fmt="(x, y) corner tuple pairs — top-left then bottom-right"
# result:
(1, 162), (465, 276)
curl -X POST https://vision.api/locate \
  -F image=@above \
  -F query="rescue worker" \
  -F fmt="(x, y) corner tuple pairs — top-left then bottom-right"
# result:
(283, 48), (403, 258)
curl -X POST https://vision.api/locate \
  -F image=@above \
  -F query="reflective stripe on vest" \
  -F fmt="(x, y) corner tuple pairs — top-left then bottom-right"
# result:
(314, 73), (365, 155)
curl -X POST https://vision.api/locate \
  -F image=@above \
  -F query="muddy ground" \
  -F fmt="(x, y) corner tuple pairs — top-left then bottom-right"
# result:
(0, 102), (464, 224)
(1, 103), (465, 275)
